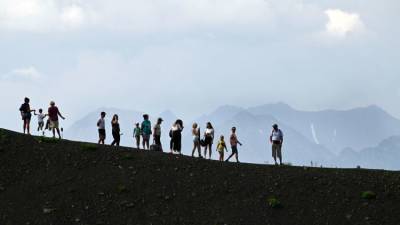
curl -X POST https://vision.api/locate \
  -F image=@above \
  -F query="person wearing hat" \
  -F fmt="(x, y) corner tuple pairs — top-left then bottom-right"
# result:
(153, 117), (163, 150)
(270, 124), (284, 165)
(141, 114), (152, 149)
(48, 101), (65, 139)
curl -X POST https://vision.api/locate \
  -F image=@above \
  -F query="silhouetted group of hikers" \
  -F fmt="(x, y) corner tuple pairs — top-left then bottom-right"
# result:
(96, 111), (284, 165)
(19, 97), (65, 139)
(19, 97), (284, 165)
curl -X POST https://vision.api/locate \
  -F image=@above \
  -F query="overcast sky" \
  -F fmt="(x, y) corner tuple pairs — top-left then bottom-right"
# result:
(1, 0), (399, 130)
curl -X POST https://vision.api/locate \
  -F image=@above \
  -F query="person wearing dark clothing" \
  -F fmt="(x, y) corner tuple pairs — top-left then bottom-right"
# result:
(19, 97), (35, 135)
(170, 119), (184, 154)
(153, 118), (163, 149)
(203, 122), (214, 159)
(111, 114), (120, 146)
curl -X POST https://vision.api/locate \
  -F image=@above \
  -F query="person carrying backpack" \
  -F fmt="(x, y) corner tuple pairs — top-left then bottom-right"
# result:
(141, 114), (152, 150)
(19, 97), (35, 135)
(270, 124), (284, 165)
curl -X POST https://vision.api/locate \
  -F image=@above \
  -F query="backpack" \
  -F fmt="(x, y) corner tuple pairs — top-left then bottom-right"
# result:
(142, 121), (152, 135)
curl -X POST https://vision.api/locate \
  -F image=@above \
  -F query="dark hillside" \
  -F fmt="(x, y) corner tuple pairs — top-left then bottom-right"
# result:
(0, 128), (399, 225)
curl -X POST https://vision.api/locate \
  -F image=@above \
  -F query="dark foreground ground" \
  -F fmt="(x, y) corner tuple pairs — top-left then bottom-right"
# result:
(0, 128), (399, 225)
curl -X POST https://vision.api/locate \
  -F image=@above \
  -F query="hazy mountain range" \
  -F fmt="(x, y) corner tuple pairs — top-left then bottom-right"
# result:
(65, 103), (400, 170)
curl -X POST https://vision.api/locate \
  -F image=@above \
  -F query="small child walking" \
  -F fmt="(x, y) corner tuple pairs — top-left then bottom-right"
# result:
(216, 135), (228, 162)
(34, 109), (47, 134)
(133, 123), (141, 149)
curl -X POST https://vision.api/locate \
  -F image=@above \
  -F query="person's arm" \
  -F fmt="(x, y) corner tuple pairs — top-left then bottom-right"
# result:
(34, 111), (38, 115)
(269, 134), (272, 143)
(225, 143), (228, 152)
(58, 111), (65, 120)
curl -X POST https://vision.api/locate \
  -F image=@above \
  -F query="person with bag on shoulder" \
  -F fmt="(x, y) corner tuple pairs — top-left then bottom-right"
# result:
(19, 97), (35, 135)
(270, 124), (284, 166)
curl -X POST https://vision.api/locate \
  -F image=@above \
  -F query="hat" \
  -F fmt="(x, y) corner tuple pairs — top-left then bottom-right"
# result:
(272, 124), (278, 129)
(50, 101), (55, 105)
(158, 117), (163, 122)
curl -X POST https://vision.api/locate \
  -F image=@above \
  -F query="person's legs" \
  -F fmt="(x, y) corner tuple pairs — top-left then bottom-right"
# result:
(155, 135), (161, 146)
(208, 144), (212, 159)
(111, 131), (116, 146)
(56, 128), (61, 139)
(135, 136), (140, 148)
(142, 136), (146, 149)
(116, 134), (120, 146)
(272, 144), (278, 165)
(277, 144), (282, 165)
(196, 143), (202, 157)
(192, 142), (196, 157)
(26, 119), (31, 135)
(170, 138), (174, 153)
(23, 120), (27, 134)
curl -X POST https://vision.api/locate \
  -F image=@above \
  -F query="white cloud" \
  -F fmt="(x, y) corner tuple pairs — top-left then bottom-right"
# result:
(60, 5), (85, 28)
(0, 0), (93, 31)
(325, 9), (364, 38)
(2, 66), (42, 80)
(0, 0), (275, 33)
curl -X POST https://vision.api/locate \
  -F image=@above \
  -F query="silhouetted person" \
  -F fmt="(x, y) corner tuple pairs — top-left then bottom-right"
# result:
(97, 112), (106, 144)
(170, 119), (184, 154)
(191, 123), (202, 158)
(48, 101), (65, 139)
(133, 123), (141, 149)
(141, 114), (152, 150)
(216, 135), (228, 162)
(203, 122), (214, 159)
(270, 124), (284, 165)
(153, 117), (163, 150)
(34, 108), (47, 134)
(111, 114), (120, 146)
(19, 97), (35, 135)
(226, 127), (243, 163)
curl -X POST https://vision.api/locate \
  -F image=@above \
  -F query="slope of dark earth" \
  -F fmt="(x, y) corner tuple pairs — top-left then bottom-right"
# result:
(0, 128), (399, 225)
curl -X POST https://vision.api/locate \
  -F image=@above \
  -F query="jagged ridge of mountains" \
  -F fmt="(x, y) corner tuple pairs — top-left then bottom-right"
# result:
(66, 103), (400, 170)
